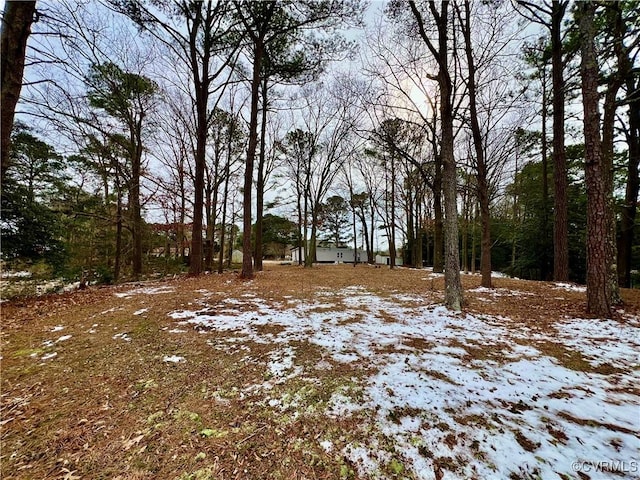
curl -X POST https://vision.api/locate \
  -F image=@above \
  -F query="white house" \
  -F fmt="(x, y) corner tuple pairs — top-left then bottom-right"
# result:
(375, 254), (404, 266)
(291, 246), (364, 264)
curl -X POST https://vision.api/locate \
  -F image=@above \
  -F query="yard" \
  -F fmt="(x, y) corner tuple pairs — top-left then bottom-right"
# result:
(1, 265), (638, 480)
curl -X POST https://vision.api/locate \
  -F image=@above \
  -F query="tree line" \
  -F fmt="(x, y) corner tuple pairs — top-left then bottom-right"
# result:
(1, 0), (637, 318)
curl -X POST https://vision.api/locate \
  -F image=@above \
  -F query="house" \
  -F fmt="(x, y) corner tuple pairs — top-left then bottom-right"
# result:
(291, 246), (364, 264)
(375, 254), (404, 266)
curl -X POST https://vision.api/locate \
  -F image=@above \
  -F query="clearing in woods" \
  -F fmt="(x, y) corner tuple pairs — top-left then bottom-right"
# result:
(1, 264), (639, 480)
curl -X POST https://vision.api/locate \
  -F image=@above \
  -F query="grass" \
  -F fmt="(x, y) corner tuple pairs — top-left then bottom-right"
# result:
(1, 264), (639, 479)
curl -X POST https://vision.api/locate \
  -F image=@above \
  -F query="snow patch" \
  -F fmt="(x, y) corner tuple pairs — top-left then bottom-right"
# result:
(163, 355), (185, 363)
(553, 282), (587, 292)
(115, 285), (175, 298)
(165, 285), (638, 480)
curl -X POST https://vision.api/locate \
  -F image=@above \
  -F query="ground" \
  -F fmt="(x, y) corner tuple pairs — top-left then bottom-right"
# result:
(1, 265), (639, 480)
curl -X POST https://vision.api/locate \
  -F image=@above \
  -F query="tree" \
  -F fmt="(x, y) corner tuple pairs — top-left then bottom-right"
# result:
(279, 128), (315, 266)
(597, 1), (634, 296)
(520, 40), (553, 280)
(300, 84), (358, 267)
(216, 96), (246, 275)
(619, 61), (639, 287)
(456, 0), (491, 287)
(349, 191), (373, 263)
(232, 0), (363, 278)
(319, 195), (351, 247)
(360, 17), (444, 272)
(1, 0), (37, 184)
(514, 0), (570, 282)
(112, 0), (239, 276)
(406, 0), (463, 310)
(259, 213), (297, 259)
(579, 0), (614, 317)
(72, 134), (129, 281)
(86, 62), (158, 279)
(1, 125), (67, 269)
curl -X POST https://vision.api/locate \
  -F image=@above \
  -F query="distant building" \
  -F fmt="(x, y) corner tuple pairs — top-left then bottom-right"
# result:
(291, 246), (364, 264)
(231, 249), (243, 263)
(375, 254), (404, 266)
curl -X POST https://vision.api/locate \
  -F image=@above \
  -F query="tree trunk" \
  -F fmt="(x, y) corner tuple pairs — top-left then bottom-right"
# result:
(305, 209), (318, 267)
(218, 139), (232, 274)
(580, 0), (613, 318)
(435, 0), (464, 310)
(241, 41), (264, 279)
(190, 81), (207, 275)
(389, 154), (397, 269)
(441, 85), (463, 309)
(359, 207), (371, 264)
(460, 0), (491, 288)
(296, 181), (303, 266)
(0, 0), (36, 184)
(228, 201), (236, 268)
(472, 202), (478, 274)
(552, 0), (569, 282)
(541, 71), (551, 280)
(130, 188), (142, 279)
(369, 197), (376, 264)
(416, 224), (423, 268)
(204, 183), (213, 271)
(407, 189), (415, 267)
(462, 184), (469, 274)
(433, 154), (444, 273)
(254, 78), (268, 272)
(618, 73), (639, 287)
(352, 207), (358, 266)
(601, 0), (625, 301)
(130, 136), (143, 279)
(303, 176), (310, 268)
(114, 187), (123, 282)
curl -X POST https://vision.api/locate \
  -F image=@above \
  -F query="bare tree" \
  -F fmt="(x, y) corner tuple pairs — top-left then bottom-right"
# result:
(407, 0), (463, 310)
(112, 0), (239, 276)
(232, 0), (363, 278)
(361, 16), (445, 272)
(455, 0), (526, 288)
(281, 81), (358, 267)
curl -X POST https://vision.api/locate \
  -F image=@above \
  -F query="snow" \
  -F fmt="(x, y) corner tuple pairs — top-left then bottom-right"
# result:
(469, 286), (534, 297)
(1, 271), (32, 278)
(115, 285), (175, 298)
(51, 325), (65, 332)
(133, 308), (149, 316)
(553, 282), (587, 292)
(167, 286), (639, 480)
(319, 440), (333, 453)
(163, 355), (185, 363)
(113, 332), (132, 342)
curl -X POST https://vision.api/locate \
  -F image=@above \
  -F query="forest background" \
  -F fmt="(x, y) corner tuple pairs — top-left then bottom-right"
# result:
(1, 0), (638, 318)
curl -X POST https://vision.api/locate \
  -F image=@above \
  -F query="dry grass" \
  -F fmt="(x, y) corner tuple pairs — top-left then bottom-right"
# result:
(1, 264), (638, 480)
